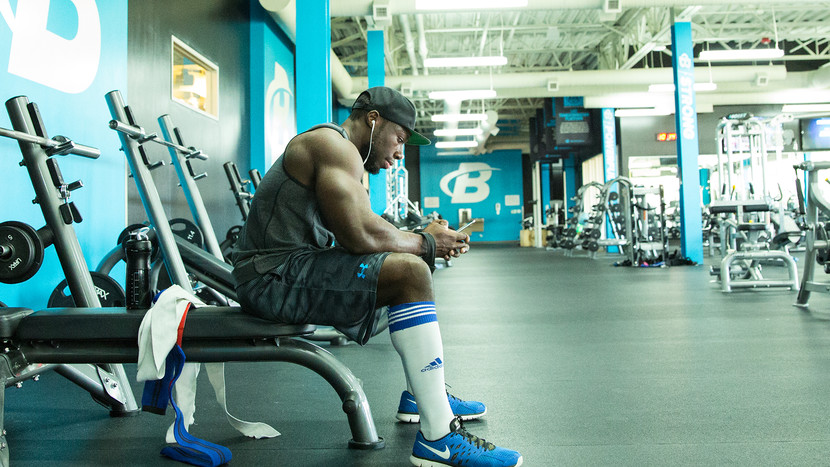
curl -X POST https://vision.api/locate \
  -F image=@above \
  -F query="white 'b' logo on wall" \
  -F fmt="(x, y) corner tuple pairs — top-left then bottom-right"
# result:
(439, 162), (500, 204)
(1, 0), (101, 93)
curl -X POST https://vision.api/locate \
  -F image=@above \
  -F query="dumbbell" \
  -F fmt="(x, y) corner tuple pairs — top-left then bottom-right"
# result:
(0, 221), (53, 284)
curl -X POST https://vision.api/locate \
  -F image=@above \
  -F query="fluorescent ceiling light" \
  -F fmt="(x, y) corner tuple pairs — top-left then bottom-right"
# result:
(424, 56), (508, 68)
(416, 0), (528, 9)
(437, 151), (473, 156)
(435, 140), (479, 149)
(648, 82), (718, 93)
(433, 128), (484, 137)
(431, 113), (488, 122)
(614, 108), (673, 117)
(781, 104), (830, 113)
(698, 48), (784, 61)
(428, 89), (497, 101)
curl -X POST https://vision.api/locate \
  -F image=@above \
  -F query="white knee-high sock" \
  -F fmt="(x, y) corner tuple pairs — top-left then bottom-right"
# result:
(388, 301), (454, 440)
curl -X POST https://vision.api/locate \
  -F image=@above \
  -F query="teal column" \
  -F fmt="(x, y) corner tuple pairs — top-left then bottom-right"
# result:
(249, 2), (267, 175)
(541, 163), (551, 221)
(367, 29), (387, 215)
(671, 21), (703, 264)
(296, 0), (331, 133)
(601, 108), (618, 252)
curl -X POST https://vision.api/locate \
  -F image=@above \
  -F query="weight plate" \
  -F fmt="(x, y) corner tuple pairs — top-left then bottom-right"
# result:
(169, 218), (203, 248)
(47, 271), (126, 307)
(0, 221), (44, 284)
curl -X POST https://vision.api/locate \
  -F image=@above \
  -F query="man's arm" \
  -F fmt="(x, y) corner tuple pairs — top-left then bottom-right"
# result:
(311, 132), (427, 256)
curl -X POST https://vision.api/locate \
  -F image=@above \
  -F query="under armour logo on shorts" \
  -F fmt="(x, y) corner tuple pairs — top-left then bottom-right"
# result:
(357, 263), (368, 279)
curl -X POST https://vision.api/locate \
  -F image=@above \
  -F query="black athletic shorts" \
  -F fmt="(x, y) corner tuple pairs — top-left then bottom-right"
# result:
(235, 247), (391, 345)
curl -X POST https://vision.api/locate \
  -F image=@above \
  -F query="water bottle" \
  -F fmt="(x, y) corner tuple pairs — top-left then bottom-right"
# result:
(125, 227), (152, 310)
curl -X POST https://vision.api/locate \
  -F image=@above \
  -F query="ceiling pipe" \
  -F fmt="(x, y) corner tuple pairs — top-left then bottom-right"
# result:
(329, 0), (793, 16)
(399, 14), (419, 76)
(349, 65), (787, 100)
(809, 62), (830, 88)
(473, 110), (499, 155)
(415, 15), (429, 75)
(260, 0), (354, 100)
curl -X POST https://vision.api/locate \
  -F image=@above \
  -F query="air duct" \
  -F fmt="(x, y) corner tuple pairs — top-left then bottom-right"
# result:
(259, 0), (353, 100)
(327, 0), (795, 15)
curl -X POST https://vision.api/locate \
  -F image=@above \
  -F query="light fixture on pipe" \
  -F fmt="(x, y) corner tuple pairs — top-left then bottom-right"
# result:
(648, 82), (718, 92)
(614, 108), (673, 117)
(428, 89), (497, 101)
(431, 113), (489, 122)
(435, 140), (479, 148)
(416, 0), (528, 10)
(424, 56), (508, 68)
(781, 104), (830, 113)
(698, 48), (784, 61)
(434, 128), (484, 137)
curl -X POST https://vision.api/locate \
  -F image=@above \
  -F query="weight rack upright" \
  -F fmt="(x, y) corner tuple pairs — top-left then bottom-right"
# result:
(0, 96), (140, 454)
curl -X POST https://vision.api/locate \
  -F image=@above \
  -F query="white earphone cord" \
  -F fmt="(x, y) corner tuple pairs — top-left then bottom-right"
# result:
(363, 121), (375, 164)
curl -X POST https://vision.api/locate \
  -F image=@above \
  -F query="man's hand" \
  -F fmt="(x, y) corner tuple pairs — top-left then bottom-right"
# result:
(423, 219), (470, 261)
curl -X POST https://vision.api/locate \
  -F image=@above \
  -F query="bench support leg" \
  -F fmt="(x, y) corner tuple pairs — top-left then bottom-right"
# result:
(54, 364), (139, 417)
(274, 338), (384, 449)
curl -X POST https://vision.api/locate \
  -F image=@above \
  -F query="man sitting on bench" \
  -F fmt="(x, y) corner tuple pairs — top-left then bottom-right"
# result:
(232, 87), (522, 467)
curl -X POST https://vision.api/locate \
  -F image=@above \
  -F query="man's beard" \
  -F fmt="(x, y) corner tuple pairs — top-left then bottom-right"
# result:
(365, 146), (381, 174)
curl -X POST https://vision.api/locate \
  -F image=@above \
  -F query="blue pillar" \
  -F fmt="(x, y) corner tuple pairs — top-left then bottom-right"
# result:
(671, 21), (703, 264)
(296, 0), (331, 133)
(601, 108), (619, 251)
(563, 155), (577, 219)
(367, 29), (387, 215)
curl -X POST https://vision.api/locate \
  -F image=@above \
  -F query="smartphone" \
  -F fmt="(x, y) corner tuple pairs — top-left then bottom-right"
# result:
(457, 220), (476, 233)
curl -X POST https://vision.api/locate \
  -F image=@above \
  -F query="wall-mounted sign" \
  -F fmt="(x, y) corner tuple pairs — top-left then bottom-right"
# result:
(656, 132), (677, 142)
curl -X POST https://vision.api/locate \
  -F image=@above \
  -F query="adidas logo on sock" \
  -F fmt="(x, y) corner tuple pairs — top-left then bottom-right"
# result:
(421, 357), (443, 372)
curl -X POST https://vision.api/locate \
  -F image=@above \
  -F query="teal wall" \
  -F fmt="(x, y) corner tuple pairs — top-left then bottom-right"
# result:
(0, 0), (128, 307)
(420, 146), (524, 242)
(250, 1), (296, 176)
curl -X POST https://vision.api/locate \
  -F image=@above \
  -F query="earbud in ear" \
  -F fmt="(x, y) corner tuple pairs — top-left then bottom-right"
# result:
(371, 120), (376, 128)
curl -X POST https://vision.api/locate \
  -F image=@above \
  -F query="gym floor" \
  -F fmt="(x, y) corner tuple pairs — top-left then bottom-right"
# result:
(7, 244), (830, 466)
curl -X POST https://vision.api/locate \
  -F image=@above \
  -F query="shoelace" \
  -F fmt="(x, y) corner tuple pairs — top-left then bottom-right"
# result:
(454, 418), (496, 451)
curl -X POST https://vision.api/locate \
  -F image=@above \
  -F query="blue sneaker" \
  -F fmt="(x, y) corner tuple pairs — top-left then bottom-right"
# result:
(397, 390), (487, 423)
(411, 417), (523, 467)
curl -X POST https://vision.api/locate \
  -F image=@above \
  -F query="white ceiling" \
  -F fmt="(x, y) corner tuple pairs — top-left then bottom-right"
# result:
(264, 1), (830, 149)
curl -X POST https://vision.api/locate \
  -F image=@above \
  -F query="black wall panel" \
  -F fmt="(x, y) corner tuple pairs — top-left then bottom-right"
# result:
(127, 0), (251, 243)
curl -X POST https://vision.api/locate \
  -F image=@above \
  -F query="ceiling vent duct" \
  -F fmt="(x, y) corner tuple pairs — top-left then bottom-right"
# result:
(603, 0), (622, 14)
(373, 0), (391, 23)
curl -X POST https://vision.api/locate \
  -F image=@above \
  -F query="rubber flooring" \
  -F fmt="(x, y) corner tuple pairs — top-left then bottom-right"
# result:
(7, 244), (830, 466)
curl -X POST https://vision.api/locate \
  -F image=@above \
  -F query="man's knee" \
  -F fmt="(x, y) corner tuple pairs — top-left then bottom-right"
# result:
(378, 253), (433, 304)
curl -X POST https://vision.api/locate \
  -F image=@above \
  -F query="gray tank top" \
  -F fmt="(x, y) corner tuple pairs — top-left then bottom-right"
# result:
(231, 123), (346, 284)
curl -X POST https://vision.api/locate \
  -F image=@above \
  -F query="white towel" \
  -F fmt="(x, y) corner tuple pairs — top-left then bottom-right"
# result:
(136, 285), (280, 441)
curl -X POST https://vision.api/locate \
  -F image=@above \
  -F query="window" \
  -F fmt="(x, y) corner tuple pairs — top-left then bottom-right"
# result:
(171, 36), (218, 118)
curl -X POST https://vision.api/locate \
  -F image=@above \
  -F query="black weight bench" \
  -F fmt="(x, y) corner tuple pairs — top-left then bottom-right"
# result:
(0, 305), (382, 461)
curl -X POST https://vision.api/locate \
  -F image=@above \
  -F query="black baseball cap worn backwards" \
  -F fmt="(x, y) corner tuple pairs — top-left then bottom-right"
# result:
(352, 87), (431, 146)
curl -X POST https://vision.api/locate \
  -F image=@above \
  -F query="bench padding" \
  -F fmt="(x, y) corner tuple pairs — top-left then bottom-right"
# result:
(13, 306), (314, 341)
